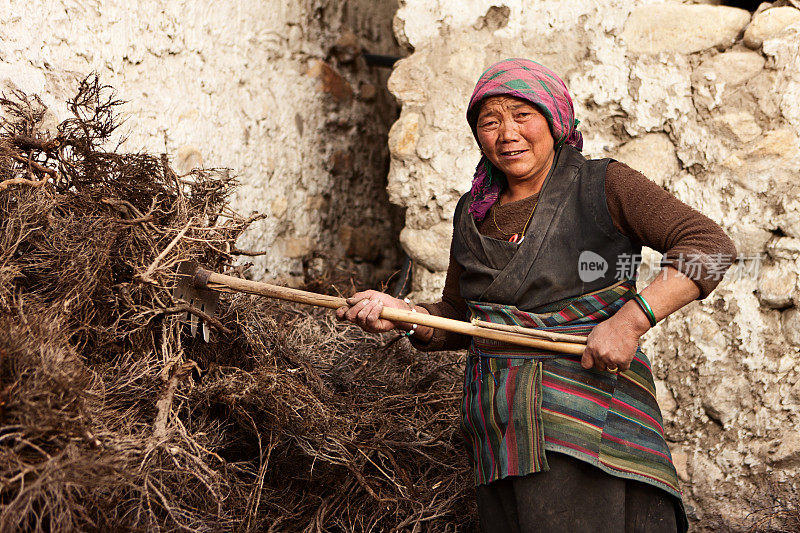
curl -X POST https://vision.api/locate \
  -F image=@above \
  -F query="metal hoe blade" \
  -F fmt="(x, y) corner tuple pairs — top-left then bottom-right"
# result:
(173, 261), (220, 342)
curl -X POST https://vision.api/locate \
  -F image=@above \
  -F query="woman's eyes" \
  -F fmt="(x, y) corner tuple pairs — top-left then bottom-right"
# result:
(479, 111), (533, 128)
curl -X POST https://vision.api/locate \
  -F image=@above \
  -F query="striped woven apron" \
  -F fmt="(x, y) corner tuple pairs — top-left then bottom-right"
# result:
(461, 279), (682, 502)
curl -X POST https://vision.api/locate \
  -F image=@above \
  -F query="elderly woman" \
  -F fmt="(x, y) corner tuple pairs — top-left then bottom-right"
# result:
(337, 59), (735, 532)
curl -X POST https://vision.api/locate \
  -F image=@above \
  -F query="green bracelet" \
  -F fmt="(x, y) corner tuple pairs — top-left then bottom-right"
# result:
(632, 293), (657, 327)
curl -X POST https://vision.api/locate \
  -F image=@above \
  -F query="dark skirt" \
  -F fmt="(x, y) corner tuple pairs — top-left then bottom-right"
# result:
(476, 452), (679, 533)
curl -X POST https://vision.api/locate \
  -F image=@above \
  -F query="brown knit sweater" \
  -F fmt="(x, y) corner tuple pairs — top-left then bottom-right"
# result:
(412, 161), (737, 352)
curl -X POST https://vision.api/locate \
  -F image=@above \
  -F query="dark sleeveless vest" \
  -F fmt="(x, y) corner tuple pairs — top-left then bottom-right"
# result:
(452, 145), (641, 312)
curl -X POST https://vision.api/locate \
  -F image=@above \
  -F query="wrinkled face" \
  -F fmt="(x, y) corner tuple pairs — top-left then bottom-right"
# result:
(475, 96), (555, 185)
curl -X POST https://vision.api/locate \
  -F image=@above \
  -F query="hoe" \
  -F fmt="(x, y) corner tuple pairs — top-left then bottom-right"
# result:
(173, 261), (587, 354)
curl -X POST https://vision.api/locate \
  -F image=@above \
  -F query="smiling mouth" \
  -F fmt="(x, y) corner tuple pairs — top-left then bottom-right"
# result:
(501, 149), (527, 156)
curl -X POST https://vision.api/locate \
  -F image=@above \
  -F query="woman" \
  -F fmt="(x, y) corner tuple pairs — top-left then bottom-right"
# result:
(336, 58), (735, 532)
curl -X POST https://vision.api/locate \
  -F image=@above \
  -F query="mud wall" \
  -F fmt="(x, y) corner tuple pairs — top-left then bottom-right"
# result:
(0, 0), (402, 285)
(387, 0), (800, 528)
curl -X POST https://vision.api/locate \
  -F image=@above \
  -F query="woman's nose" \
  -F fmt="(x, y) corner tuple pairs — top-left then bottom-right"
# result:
(498, 121), (520, 141)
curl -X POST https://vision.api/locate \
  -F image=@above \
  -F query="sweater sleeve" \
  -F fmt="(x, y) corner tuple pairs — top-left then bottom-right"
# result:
(605, 161), (736, 299)
(409, 252), (472, 352)
(409, 194), (473, 352)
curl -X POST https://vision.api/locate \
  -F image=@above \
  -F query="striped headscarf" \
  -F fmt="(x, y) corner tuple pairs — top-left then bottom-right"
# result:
(466, 58), (583, 220)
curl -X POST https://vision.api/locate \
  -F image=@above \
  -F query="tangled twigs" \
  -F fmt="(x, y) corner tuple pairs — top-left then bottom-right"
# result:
(0, 77), (271, 532)
(8, 153), (58, 177)
(100, 197), (147, 218)
(0, 145), (59, 191)
(0, 75), (477, 532)
(137, 219), (194, 285)
(101, 196), (161, 232)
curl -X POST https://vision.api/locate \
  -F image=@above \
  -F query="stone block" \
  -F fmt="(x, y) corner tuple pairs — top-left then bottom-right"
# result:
(695, 49), (766, 88)
(747, 70), (784, 119)
(691, 451), (725, 484)
(387, 56), (433, 106)
(0, 61), (47, 96)
(621, 57), (694, 134)
(768, 431), (800, 467)
(780, 198), (800, 240)
(399, 222), (452, 272)
(307, 60), (353, 105)
(716, 112), (762, 143)
(655, 379), (679, 415)
(621, 4), (751, 55)
(281, 236), (314, 259)
(792, 377), (800, 402)
(751, 128), (800, 158)
(305, 194), (328, 211)
(270, 196), (288, 219)
(408, 262), (446, 303)
(743, 6), (800, 49)
(757, 262), (797, 309)
(472, 5), (510, 31)
(614, 133), (680, 187)
(689, 312), (730, 364)
(766, 237), (800, 260)
(388, 111), (420, 159)
(175, 145), (203, 174)
(702, 375), (750, 428)
(727, 224), (772, 257)
(781, 308), (800, 346)
(669, 445), (690, 483)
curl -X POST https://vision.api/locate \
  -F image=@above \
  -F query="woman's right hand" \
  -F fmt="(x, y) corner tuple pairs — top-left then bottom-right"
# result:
(335, 290), (411, 334)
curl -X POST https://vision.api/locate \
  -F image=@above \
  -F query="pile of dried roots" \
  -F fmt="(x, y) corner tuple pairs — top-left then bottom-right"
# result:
(0, 77), (474, 531)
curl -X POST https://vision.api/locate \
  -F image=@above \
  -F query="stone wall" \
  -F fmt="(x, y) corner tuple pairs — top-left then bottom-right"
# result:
(0, 0), (402, 285)
(388, 0), (800, 529)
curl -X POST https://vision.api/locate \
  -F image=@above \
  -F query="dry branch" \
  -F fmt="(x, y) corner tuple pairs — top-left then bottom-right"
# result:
(0, 175), (50, 191)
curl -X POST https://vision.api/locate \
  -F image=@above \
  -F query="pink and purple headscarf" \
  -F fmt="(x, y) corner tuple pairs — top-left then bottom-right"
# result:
(466, 58), (583, 220)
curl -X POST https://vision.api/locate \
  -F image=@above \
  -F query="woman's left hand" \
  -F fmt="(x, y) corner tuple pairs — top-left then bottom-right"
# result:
(581, 266), (702, 373)
(581, 306), (650, 373)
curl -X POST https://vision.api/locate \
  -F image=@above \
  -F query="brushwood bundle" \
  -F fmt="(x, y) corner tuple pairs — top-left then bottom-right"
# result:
(0, 76), (474, 532)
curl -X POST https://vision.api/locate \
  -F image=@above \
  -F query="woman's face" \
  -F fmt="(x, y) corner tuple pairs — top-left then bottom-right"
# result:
(475, 96), (555, 186)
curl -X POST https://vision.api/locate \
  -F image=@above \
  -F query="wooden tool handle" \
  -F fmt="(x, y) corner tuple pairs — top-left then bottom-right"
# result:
(204, 271), (585, 356)
(379, 307), (585, 355)
(471, 319), (588, 344)
(206, 272), (348, 309)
